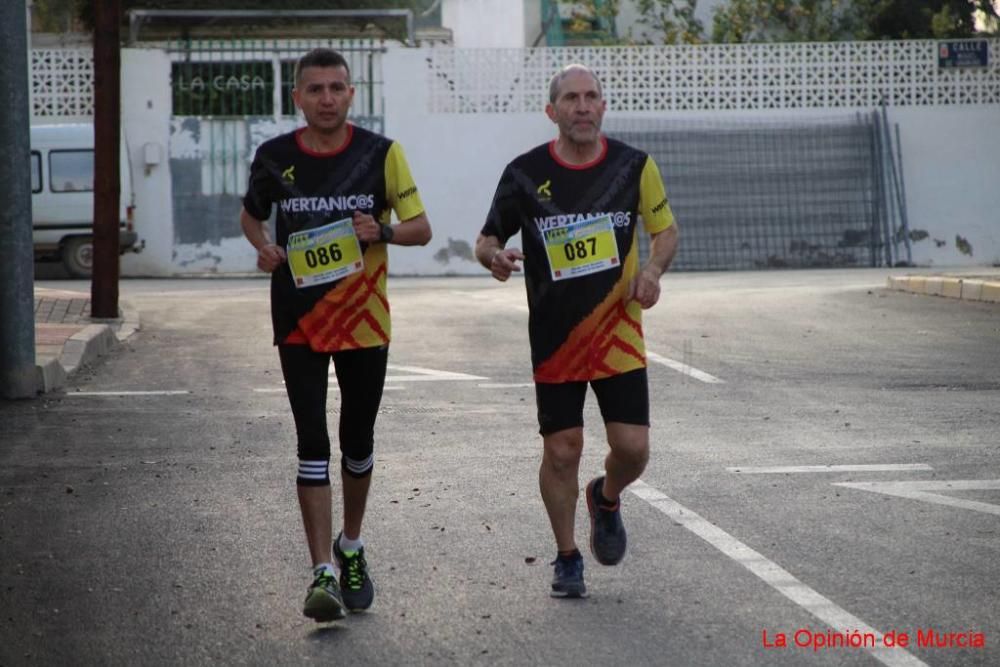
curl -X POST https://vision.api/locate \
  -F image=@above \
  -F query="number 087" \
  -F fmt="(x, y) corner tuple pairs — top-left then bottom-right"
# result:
(563, 238), (597, 261)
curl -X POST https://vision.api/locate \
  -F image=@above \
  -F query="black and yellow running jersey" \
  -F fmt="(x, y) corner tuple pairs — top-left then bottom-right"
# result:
(243, 124), (424, 351)
(481, 136), (675, 383)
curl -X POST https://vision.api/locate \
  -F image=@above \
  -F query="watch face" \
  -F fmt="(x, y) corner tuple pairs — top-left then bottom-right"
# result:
(381, 224), (394, 242)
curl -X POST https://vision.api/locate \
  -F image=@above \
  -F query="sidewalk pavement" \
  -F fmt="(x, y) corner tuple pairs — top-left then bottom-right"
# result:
(33, 287), (140, 394)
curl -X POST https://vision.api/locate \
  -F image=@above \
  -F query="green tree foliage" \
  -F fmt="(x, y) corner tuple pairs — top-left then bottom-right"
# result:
(632, 0), (706, 43)
(710, 0), (998, 42)
(32, 0), (81, 33)
(567, 0), (705, 44)
(710, 0), (857, 42)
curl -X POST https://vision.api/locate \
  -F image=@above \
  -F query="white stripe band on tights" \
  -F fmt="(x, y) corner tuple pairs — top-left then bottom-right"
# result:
(298, 460), (329, 480)
(344, 454), (374, 475)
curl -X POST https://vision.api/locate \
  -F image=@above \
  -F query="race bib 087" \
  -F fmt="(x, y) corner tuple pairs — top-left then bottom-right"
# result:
(543, 214), (620, 281)
(287, 217), (364, 288)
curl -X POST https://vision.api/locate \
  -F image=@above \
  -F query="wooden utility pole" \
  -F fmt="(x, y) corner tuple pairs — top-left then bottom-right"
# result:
(91, 0), (121, 318)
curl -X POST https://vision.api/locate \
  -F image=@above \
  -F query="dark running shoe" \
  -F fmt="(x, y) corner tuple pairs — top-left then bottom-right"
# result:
(550, 552), (587, 598)
(333, 533), (375, 611)
(303, 567), (347, 622)
(586, 476), (627, 565)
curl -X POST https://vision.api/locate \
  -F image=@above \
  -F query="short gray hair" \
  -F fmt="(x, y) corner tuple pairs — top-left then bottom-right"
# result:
(548, 64), (602, 104)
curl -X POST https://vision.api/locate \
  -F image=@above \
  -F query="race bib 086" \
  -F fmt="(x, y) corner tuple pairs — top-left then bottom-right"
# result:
(287, 217), (364, 288)
(543, 214), (620, 281)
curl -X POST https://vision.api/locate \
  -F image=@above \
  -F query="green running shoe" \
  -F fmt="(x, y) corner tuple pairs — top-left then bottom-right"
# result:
(334, 533), (375, 611)
(303, 567), (347, 622)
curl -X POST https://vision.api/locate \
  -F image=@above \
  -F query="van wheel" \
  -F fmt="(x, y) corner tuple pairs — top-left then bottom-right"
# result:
(61, 236), (93, 278)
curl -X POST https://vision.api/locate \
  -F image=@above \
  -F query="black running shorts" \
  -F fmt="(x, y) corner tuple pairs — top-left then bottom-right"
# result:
(535, 367), (649, 436)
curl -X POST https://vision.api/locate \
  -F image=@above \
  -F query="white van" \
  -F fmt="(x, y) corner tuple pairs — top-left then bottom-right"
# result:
(30, 123), (140, 277)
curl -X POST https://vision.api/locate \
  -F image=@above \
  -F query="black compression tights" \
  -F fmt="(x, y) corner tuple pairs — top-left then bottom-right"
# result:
(278, 344), (388, 485)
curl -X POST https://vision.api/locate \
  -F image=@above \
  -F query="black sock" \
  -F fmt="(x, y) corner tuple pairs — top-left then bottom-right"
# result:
(557, 548), (581, 561)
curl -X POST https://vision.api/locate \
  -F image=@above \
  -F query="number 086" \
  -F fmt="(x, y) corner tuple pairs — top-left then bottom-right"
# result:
(304, 243), (343, 268)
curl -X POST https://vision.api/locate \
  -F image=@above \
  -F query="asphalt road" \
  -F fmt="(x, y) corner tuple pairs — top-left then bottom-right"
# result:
(3, 269), (999, 666)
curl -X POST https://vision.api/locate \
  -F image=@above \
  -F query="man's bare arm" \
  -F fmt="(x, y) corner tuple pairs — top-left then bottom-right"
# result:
(475, 233), (523, 282)
(240, 207), (286, 273)
(632, 223), (679, 309)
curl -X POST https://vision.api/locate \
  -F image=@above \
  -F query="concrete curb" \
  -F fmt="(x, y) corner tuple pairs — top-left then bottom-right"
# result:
(35, 299), (142, 394)
(35, 358), (67, 394)
(887, 275), (1000, 304)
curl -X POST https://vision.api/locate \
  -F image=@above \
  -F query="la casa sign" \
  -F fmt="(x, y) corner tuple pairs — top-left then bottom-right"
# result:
(176, 74), (269, 92)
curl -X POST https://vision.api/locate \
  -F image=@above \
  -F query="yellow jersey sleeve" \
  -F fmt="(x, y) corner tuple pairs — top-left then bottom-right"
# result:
(385, 141), (426, 223)
(638, 155), (675, 235)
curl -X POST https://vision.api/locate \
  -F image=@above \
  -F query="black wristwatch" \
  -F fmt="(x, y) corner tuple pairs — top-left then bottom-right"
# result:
(379, 223), (395, 244)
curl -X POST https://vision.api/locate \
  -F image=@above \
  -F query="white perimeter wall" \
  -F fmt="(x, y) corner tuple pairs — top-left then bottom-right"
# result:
(891, 106), (1000, 266)
(115, 45), (1000, 275)
(119, 49), (175, 277)
(383, 51), (553, 275)
(384, 50), (1000, 272)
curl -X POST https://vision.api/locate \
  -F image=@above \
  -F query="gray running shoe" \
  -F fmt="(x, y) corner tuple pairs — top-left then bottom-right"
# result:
(334, 533), (375, 611)
(303, 567), (347, 622)
(586, 476), (627, 565)
(550, 552), (587, 598)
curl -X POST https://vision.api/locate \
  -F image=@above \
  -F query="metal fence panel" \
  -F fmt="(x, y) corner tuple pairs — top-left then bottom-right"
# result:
(608, 114), (882, 270)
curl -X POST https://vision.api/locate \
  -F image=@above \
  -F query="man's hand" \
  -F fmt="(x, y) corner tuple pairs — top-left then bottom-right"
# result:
(490, 248), (524, 282)
(257, 244), (287, 273)
(629, 265), (662, 309)
(352, 211), (381, 243)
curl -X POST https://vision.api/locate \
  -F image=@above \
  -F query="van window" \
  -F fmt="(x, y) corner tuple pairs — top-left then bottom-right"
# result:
(31, 151), (42, 193)
(49, 149), (94, 193)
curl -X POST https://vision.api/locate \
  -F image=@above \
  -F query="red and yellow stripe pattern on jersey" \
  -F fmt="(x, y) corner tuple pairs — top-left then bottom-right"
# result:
(534, 241), (645, 383)
(289, 243), (391, 350)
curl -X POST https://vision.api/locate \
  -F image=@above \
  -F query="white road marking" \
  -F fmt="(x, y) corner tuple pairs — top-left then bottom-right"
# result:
(835, 479), (1000, 517)
(478, 383), (534, 388)
(252, 386), (404, 393)
(386, 364), (485, 379)
(326, 364), (486, 382)
(728, 464), (933, 474)
(646, 351), (724, 384)
(382, 375), (484, 382)
(68, 390), (191, 396)
(629, 479), (928, 667)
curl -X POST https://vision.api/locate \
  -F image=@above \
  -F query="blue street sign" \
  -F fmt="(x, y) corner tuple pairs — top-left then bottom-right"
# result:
(938, 40), (989, 68)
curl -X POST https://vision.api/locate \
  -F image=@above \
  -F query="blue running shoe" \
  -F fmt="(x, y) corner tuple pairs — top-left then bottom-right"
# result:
(586, 476), (627, 565)
(550, 552), (587, 598)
